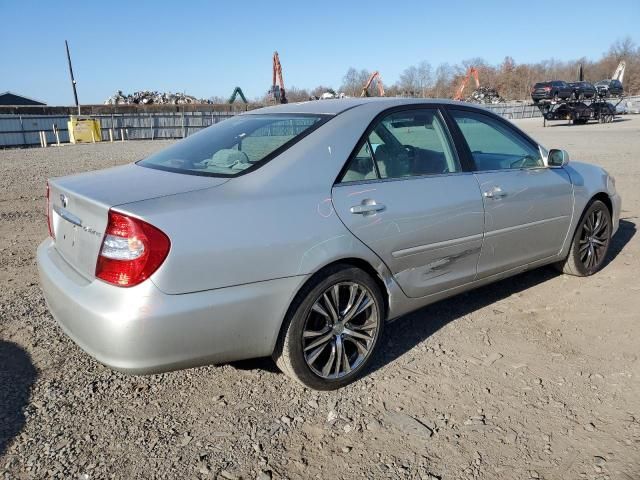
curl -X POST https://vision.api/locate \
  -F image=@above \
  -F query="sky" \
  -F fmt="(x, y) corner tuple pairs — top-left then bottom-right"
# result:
(1, 0), (639, 105)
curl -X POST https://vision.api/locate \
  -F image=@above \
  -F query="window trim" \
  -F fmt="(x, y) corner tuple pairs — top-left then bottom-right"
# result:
(335, 104), (466, 186)
(443, 106), (547, 173)
(137, 113), (332, 178)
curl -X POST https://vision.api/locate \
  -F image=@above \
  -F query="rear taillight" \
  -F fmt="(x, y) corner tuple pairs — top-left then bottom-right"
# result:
(95, 210), (170, 287)
(46, 182), (54, 239)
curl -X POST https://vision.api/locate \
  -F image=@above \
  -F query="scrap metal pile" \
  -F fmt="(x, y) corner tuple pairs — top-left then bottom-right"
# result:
(466, 87), (505, 104)
(104, 90), (211, 105)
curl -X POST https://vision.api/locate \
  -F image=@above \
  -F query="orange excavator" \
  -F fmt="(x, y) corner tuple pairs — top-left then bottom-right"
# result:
(269, 51), (287, 104)
(453, 67), (480, 101)
(360, 71), (385, 97)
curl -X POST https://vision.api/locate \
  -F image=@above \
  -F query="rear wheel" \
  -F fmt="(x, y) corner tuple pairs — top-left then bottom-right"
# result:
(555, 200), (612, 276)
(273, 265), (384, 390)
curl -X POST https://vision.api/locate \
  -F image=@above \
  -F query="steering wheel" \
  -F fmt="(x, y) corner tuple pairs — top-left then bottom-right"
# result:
(403, 145), (416, 158)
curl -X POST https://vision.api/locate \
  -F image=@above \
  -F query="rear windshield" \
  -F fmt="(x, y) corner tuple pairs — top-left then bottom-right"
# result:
(138, 113), (328, 177)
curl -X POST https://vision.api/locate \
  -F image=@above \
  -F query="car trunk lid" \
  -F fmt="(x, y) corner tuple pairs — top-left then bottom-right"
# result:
(48, 163), (227, 279)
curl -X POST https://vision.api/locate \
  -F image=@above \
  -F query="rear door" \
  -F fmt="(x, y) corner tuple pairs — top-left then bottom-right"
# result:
(332, 106), (485, 298)
(446, 107), (573, 278)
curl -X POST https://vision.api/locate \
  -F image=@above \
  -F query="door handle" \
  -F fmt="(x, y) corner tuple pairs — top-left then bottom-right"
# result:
(350, 200), (386, 215)
(483, 187), (507, 199)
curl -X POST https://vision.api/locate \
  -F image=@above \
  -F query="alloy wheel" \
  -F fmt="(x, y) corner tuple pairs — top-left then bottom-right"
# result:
(579, 207), (610, 270)
(302, 282), (380, 379)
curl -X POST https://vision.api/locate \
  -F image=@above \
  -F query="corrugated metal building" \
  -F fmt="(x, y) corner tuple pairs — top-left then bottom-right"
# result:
(0, 92), (46, 106)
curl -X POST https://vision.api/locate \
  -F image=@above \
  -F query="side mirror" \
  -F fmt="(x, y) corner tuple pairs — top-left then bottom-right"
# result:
(548, 149), (569, 167)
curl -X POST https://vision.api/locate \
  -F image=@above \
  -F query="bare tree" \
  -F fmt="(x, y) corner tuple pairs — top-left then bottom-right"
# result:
(433, 63), (454, 98)
(398, 65), (419, 96)
(340, 68), (371, 96)
(608, 36), (637, 60)
(416, 61), (432, 97)
(286, 86), (311, 102)
(310, 86), (336, 98)
(281, 39), (640, 103)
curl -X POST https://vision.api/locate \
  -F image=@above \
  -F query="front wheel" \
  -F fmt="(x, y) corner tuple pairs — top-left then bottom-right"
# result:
(555, 200), (612, 276)
(273, 265), (385, 390)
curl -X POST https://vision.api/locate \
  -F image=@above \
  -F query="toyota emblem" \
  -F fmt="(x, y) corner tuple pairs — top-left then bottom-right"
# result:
(60, 194), (68, 208)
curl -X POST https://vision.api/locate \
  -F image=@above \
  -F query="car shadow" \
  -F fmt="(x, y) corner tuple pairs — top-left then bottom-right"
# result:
(0, 341), (37, 456)
(368, 218), (636, 376)
(604, 218), (636, 269)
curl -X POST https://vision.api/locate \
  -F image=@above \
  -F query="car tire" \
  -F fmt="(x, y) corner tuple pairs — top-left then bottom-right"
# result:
(555, 200), (612, 276)
(273, 264), (385, 390)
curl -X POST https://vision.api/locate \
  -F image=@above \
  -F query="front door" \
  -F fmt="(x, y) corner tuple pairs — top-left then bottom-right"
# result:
(332, 107), (485, 298)
(447, 108), (573, 278)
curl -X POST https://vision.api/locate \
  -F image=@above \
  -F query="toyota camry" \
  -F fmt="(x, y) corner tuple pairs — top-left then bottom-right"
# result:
(38, 98), (621, 390)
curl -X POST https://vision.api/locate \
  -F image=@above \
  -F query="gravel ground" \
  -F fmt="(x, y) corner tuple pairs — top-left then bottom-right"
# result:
(1, 117), (639, 480)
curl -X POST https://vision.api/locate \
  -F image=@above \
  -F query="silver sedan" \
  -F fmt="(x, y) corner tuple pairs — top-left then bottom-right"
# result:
(38, 99), (621, 390)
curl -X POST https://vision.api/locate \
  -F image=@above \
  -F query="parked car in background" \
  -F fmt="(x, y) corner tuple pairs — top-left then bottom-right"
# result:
(38, 98), (621, 390)
(531, 81), (573, 103)
(595, 79), (624, 97)
(568, 81), (596, 100)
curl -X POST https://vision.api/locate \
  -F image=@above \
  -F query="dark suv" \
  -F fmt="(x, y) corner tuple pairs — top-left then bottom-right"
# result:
(595, 79), (623, 97)
(568, 81), (596, 100)
(531, 81), (573, 103)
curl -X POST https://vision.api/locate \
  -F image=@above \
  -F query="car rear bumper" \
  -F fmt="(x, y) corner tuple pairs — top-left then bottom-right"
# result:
(37, 238), (305, 374)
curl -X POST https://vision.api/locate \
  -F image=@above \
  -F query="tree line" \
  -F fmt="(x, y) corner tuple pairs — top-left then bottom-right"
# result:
(281, 37), (639, 102)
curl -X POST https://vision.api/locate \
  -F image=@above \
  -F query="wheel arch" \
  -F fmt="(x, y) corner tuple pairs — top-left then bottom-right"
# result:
(562, 190), (613, 259)
(591, 191), (612, 216)
(299, 257), (390, 320)
(272, 256), (392, 356)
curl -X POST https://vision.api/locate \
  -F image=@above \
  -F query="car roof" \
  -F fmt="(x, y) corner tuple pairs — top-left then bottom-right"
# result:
(246, 97), (468, 116)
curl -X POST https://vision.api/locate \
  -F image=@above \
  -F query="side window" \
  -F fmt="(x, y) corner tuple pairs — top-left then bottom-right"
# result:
(375, 109), (461, 179)
(449, 109), (544, 171)
(339, 109), (459, 183)
(374, 109), (460, 178)
(340, 142), (377, 182)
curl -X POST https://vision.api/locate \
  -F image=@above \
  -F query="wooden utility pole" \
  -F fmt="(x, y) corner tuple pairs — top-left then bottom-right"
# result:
(65, 40), (81, 115)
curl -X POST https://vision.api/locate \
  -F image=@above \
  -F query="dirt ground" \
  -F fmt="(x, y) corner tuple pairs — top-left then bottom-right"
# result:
(0, 115), (638, 480)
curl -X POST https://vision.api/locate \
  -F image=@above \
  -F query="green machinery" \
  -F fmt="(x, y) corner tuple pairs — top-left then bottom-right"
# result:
(228, 87), (248, 104)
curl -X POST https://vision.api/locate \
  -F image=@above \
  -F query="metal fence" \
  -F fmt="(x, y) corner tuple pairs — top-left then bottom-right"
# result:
(0, 111), (239, 147)
(2, 96), (639, 148)
(483, 103), (544, 119)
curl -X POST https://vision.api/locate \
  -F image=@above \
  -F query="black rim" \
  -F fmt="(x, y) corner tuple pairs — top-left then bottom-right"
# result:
(579, 207), (610, 270)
